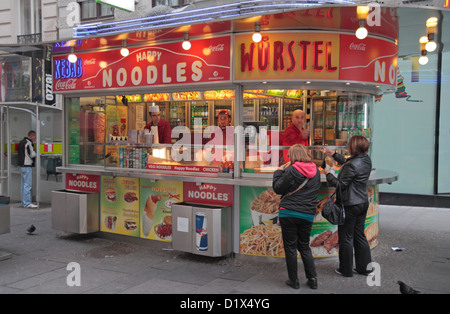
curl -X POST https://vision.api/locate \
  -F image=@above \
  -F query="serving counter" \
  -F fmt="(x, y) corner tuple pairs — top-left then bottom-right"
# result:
(56, 152), (397, 258)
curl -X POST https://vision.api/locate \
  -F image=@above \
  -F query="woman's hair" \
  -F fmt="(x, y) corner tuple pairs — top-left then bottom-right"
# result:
(288, 144), (312, 163)
(348, 135), (370, 156)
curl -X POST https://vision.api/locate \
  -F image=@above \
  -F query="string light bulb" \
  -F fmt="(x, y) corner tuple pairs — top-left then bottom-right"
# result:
(252, 22), (262, 43)
(355, 6), (369, 40)
(182, 32), (191, 50)
(418, 56), (429, 65)
(419, 37), (428, 65)
(425, 17), (438, 52)
(68, 47), (77, 63)
(120, 39), (129, 57)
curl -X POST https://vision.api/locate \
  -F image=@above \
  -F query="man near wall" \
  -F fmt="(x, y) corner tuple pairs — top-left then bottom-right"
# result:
(18, 130), (38, 208)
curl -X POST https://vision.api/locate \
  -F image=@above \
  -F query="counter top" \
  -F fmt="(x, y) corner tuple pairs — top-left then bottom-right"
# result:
(57, 166), (398, 187)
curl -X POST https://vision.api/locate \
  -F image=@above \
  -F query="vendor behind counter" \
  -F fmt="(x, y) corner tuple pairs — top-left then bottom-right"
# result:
(144, 105), (172, 144)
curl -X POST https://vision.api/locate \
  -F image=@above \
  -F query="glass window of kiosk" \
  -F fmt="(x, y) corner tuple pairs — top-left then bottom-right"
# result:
(240, 90), (372, 174)
(66, 91), (371, 174)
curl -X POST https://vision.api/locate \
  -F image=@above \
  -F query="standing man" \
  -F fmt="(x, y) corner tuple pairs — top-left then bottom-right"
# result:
(282, 110), (309, 162)
(144, 105), (172, 144)
(18, 130), (38, 208)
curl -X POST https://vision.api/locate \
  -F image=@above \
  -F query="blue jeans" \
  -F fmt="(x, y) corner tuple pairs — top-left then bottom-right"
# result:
(20, 167), (33, 207)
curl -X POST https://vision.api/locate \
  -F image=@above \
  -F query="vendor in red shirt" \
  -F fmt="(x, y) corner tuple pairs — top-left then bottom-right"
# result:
(144, 105), (172, 144)
(282, 110), (309, 162)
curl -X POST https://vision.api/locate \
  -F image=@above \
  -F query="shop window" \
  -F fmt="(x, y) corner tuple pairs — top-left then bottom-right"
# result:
(152, 0), (190, 8)
(80, 0), (114, 22)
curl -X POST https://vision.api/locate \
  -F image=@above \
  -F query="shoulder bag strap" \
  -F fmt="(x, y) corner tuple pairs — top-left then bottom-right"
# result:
(282, 178), (309, 199)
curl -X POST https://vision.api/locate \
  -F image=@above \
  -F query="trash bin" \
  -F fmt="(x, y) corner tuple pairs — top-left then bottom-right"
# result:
(0, 196), (10, 235)
(172, 202), (231, 257)
(51, 190), (99, 234)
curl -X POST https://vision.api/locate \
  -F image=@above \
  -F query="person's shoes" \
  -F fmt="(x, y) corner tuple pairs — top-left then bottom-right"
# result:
(353, 268), (374, 276)
(335, 268), (352, 277)
(307, 278), (318, 289)
(285, 279), (300, 289)
(26, 203), (38, 209)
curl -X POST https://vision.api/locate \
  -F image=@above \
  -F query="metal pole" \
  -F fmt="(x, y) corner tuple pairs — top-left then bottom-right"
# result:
(6, 106), (10, 198)
(36, 104), (40, 205)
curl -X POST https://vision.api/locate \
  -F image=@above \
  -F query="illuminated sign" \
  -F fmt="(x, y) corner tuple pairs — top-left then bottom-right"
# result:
(235, 33), (398, 87)
(445, 0), (449, 8)
(235, 33), (340, 81)
(53, 36), (231, 92)
(54, 59), (83, 79)
(96, 0), (134, 12)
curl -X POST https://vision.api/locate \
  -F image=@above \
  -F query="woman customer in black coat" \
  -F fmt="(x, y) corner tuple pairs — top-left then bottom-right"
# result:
(324, 135), (373, 277)
(273, 144), (321, 289)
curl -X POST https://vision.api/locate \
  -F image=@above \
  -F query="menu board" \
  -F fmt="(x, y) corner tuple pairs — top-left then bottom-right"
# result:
(140, 179), (183, 242)
(100, 176), (140, 237)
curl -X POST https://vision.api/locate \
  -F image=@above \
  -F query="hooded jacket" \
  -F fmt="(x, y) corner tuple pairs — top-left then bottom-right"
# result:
(272, 162), (321, 216)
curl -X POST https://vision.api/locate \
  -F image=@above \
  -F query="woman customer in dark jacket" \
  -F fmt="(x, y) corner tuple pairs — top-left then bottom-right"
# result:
(273, 144), (320, 289)
(324, 135), (372, 277)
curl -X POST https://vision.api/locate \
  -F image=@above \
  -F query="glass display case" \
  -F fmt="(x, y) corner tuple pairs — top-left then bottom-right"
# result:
(66, 90), (372, 177)
(259, 98), (280, 129)
(169, 102), (187, 129)
(190, 101), (209, 130)
(312, 96), (338, 146)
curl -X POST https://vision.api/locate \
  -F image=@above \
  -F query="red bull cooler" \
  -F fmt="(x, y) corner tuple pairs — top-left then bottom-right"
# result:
(195, 213), (208, 251)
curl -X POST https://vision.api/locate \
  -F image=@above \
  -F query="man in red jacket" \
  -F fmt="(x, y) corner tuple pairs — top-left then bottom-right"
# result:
(282, 110), (309, 162)
(144, 105), (172, 144)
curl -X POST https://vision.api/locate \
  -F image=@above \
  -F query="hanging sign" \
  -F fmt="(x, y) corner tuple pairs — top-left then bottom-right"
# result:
(53, 36), (231, 92)
(235, 32), (398, 87)
(96, 0), (134, 12)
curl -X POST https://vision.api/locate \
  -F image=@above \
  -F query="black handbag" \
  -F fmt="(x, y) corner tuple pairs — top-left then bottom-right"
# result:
(322, 183), (345, 225)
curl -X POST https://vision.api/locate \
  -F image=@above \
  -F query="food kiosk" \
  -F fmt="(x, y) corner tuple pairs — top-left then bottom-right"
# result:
(52, 6), (398, 258)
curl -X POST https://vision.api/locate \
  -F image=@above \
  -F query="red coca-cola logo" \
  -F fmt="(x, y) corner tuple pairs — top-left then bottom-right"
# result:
(349, 42), (367, 51)
(55, 78), (77, 90)
(209, 44), (225, 52)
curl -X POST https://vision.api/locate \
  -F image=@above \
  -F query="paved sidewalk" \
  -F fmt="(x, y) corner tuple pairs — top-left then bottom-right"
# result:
(0, 203), (449, 295)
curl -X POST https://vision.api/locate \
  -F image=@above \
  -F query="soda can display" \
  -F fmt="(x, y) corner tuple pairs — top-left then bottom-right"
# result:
(195, 213), (208, 252)
(119, 147), (124, 168)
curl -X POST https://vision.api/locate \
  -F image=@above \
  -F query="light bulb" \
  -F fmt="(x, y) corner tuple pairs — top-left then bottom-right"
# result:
(252, 32), (262, 43)
(356, 6), (370, 19)
(425, 41), (437, 52)
(419, 36), (429, 44)
(182, 40), (191, 51)
(68, 53), (77, 63)
(355, 27), (368, 40)
(120, 47), (130, 57)
(426, 17), (438, 28)
(418, 56), (429, 65)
